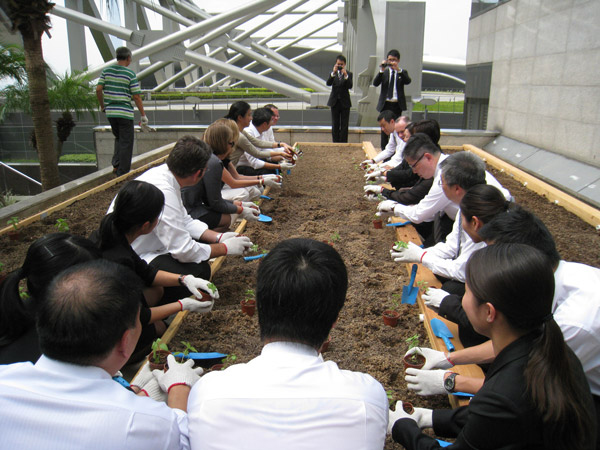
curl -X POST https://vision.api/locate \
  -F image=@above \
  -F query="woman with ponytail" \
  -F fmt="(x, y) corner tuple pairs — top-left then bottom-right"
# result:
(389, 243), (595, 449)
(95, 180), (220, 359)
(0, 233), (99, 364)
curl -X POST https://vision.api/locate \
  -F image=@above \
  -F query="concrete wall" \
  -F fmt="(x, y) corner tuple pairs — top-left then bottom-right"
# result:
(467, 0), (600, 167)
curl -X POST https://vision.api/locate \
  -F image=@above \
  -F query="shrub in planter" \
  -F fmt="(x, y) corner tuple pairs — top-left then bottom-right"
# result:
(148, 339), (170, 371)
(403, 334), (426, 369)
(372, 215), (383, 229)
(7, 216), (21, 241)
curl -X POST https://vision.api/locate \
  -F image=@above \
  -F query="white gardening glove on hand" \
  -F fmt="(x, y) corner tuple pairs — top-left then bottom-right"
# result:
(131, 362), (168, 402)
(390, 241), (425, 263)
(405, 347), (454, 370)
(378, 199), (398, 217)
(405, 368), (448, 396)
(216, 232), (238, 243)
(260, 176), (282, 188)
(153, 355), (203, 393)
(262, 174), (281, 181)
(178, 297), (214, 314)
(360, 159), (374, 169)
(279, 161), (294, 170)
(181, 275), (219, 299)
(364, 185), (384, 195)
(222, 235), (253, 255)
(240, 206), (260, 222)
(387, 401), (416, 434)
(412, 407), (434, 429)
(241, 201), (259, 211)
(422, 288), (450, 308)
(365, 169), (383, 181)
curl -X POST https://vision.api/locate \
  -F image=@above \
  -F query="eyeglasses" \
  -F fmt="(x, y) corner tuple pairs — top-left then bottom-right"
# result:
(228, 141), (235, 147)
(408, 153), (425, 170)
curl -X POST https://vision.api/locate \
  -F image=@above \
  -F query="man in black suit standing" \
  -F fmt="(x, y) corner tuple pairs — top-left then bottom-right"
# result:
(373, 49), (411, 149)
(326, 55), (353, 143)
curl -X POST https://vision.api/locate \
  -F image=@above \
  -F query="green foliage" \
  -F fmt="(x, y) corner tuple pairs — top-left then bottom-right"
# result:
(390, 294), (401, 311)
(330, 232), (340, 242)
(394, 240), (409, 249)
(151, 338), (169, 363)
(207, 282), (217, 293)
(221, 354), (237, 368)
(406, 334), (422, 363)
(55, 218), (69, 232)
(386, 389), (394, 407)
(250, 244), (259, 253)
(7, 216), (19, 231)
(244, 289), (255, 302)
(412, 100), (464, 113)
(180, 341), (197, 362)
(151, 88), (288, 101)
(417, 280), (429, 294)
(0, 190), (18, 208)
(19, 286), (29, 300)
(0, 43), (26, 85)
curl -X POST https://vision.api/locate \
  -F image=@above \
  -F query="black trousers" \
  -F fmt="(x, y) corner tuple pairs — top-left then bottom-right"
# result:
(380, 102), (402, 148)
(149, 253), (211, 304)
(108, 117), (134, 176)
(330, 104), (350, 143)
(237, 165), (276, 176)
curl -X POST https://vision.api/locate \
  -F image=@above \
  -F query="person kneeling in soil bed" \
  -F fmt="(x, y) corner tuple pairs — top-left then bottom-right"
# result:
(95, 180), (219, 362)
(187, 238), (389, 449)
(388, 244), (596, 449)
(0, 260), (200, 449)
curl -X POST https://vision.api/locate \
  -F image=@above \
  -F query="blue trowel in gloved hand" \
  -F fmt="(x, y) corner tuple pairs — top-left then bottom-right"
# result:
(431, 318), (455, 352)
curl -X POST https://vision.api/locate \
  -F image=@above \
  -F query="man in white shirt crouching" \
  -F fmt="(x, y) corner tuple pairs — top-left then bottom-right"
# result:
(188, 238), (388, 450)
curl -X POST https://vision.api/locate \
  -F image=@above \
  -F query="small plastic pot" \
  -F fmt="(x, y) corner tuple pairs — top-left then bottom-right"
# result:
(196, 291), (212, 302)
(209, 363), (224, 371)
(8, 231), (21, 241)
(147, 350), (171, 371)
(382, 310), (400, 327)
(403, 402), (414, 414)
(403, 353), (426, 370)
(241, 299), (256, 317)
(373, 219), (383, 229)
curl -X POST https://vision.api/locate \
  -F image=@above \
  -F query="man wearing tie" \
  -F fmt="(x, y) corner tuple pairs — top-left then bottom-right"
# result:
(326, 55), (353, 143)
(373, 49), (411, 149)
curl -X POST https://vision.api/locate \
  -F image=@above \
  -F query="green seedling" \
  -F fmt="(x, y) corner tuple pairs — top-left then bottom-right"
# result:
(366, 180), (375, 185)
(330, 232), (340, 242)
(417, 280), (429, 294)
(19, 286), (29, 300)
(207, 282), (217, 294)
(377, 194), (385, 201)
(244, 289), (255, 303)
(151, 338), (169, 364)
(386, 389), (394, 407)
(180, 341), (198, 362)
(394, 240), (409, 249)
(390, 294), (401, 312)
(7, 216), (19, 231)
(253, 200), (260, 206)
(250, 244), (259, 253)
(55, 218), (69, 232)
(221, 353), (237, 369)
(406, 334), (422, 364)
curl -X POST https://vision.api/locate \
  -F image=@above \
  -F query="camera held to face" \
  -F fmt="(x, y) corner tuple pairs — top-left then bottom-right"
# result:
(337, 65), (343, 71)
(380, 62), (389, 68)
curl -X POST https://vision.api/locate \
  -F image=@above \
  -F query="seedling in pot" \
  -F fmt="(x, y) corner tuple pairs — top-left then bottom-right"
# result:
(55, 218), (69, 232)
(417, 280), (429, 294)
(221, 353), (237, 368)
(330, 232), (340, 242)
(179, 341), (198, 363)
(394, 240), (409, 250)
(249, 244), (260, 253)
(151, 338), (169, 364)
(241, 289), (256, 316)
(403, 334), (426, 369)
(382, 295), (401, 327)
(207, 282), (217, 294)
(373, 214), (383, 229)
(7, 216), (19, 231)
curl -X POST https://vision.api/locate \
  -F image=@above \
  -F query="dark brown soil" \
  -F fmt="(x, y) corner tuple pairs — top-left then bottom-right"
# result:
(1, 144), (599, 449)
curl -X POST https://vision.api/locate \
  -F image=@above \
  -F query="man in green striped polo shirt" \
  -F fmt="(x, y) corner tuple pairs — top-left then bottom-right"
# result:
(96, 47), (147, 176)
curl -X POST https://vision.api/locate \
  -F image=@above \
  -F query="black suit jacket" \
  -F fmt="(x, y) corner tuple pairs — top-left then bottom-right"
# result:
(326, 71), (353, 108)
(373, 68), (411, 112)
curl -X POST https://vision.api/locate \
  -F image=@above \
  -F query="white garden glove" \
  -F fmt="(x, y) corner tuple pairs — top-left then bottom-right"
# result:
(178, 297), (214, 314)
(360, 159), (374, 169)
(422, 288), (450, 308)
(405, 347), (454, 370)
(240, 206), (260, 221)
(364, 185), (384, 195)
(387, 401), (416, 434)
(131, 362), (167, 402)
(365, 169), (383, 181)
(181, 275), (219, 299)
(241, 201), (259, 211)
(406, 368), (449, 396)
(260, 176), (282, 188)
(262, 174), (281, 181)
(216, 232), (238, 243)
(412, 407), (434, 429)
(222, 235), (253, 255)
(279, 161), (294, 170)
(390, 241), (425, 263)
(153, 354), (203, 393)
(377, 199), (398, 217)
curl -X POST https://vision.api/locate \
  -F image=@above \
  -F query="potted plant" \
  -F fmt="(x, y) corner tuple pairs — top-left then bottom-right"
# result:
(373, 214), (383, 229)
(7, 216), (21, 241)
(241, 289), (256, 317)
(179, 341), (198, 363)
(196, 281), (217, 302)
(393, 240), (409, 250)
(403, 334), (426, 369)
(148, 338), (170, 371)
(417, 280), (429, 295)
(382, 295), (400, 327)
(210, 353), (237, 372)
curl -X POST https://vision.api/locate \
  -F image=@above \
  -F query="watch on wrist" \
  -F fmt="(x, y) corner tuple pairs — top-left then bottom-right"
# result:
(444, 372), (458, 393)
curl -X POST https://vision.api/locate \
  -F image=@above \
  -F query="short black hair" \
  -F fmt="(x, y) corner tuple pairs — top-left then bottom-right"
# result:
(439, 152), (486, 190)
(257, 239), (348, 349)
(225, 101), (251, 122)
(116, 47), (132, 61)
(402, 133), (441, 161)
(252, 107), (273, 128)
(387, 49), (400, 59)
(166, 135), (212, 178)
(377, 110), (397, 123)
(478, 207), (561, 267)
(412, 119), (440, 144)
(336, 55), (346, 63)
(38, 260), (142, 366)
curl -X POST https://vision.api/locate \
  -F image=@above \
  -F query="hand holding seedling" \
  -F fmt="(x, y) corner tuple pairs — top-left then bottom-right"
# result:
(377, 200), (397, 217)
(181, 275), (220, 299)
(222, 235), (253, 255)
(179, 297), (214, 314)
(241, 201), (260, 211)
(131, 362), (167, 402)
(364, 185), (383, 196)
(388, 401), (433, 433)
(387, 401), (417, 433)
(152, 354), (203, 392)
(405, 368), (448, 396)
(240, 206), (261, 221)
(390, 241), (425, 263)
(422, 288), (449, 308)
(365, 169), (383, 181)
(360, 159), (374, 169)
(404, 347), (454, 370)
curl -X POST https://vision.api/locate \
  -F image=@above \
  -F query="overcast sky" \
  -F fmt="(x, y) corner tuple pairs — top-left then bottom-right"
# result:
(42, 0), (471, 76)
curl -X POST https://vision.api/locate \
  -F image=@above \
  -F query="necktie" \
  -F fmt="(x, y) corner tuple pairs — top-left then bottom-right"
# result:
(387, 70), (395, 99)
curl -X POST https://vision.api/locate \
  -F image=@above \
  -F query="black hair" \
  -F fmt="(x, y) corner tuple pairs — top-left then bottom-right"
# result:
(402, 133), (441, 160)
(377, 110), (396, 122)
(387, 49), (400, 59)
(335, 54), (346, 63)
(38, 259), (142, 365)
(116, 46), (132, 61)
(225, 101), (251, 123)
(439, 152), (486, 190)
(466, 244), (593, 449)
(263, 104), (278, 111)
(98, 181), (164, 251)
(0, 233), (99, 347)
(460, 184), (511, 224)
(166, 135), (212, 178)
(478, 206), (561, 267)
(257, 239), (347, 349)
(412, 119), (440, 144)
(252, 107), (273, 128)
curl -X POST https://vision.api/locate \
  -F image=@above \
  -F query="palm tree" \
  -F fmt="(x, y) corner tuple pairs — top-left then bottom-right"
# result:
(0, 0), (60, 190)
(0, 43), (27, 84)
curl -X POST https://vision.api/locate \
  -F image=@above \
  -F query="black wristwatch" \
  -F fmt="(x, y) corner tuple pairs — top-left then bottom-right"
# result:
(444, 372), (458, 393)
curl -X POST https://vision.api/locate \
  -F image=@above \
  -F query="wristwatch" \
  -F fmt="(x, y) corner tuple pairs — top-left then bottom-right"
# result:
(444, 372), (458, 393)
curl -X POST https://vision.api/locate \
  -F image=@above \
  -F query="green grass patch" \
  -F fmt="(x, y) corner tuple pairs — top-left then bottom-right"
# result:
(150, 87), (314, 101)
(412, 101), (464, 113)
(3, 154), (96, 164)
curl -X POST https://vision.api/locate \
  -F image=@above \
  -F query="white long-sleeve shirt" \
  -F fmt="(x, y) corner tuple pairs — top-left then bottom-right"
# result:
(373, 130), (402, 164)
(238, 123), (267, 169)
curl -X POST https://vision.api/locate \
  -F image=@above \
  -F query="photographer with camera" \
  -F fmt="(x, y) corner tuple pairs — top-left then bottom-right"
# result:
(326, 55), (353, 143)
(373, 49), (411, 149)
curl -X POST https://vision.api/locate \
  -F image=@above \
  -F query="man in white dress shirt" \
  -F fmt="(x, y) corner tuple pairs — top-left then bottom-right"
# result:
(187, 238), (388, 450)
(0, 260), (196, 449)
